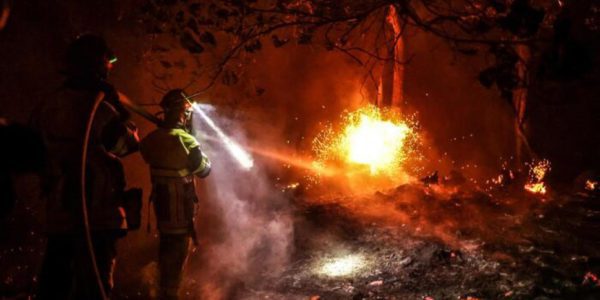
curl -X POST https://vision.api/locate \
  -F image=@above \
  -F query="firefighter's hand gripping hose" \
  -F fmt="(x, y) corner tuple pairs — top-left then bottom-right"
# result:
(80, 92), (109, 300)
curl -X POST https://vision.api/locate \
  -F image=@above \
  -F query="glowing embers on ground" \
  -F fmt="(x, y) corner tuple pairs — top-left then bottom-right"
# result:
(316, 254), (368, 277)
(312, 105), (418, 176)
(585, 179), (598, 191)
(524, 159), (551, 195)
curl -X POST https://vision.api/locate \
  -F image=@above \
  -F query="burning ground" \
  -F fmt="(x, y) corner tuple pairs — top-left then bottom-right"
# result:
(228, 178), (600, 299)
(1, 1), (599, 298)
(160, 105), (600, 299)
(4, 104), (599, 300)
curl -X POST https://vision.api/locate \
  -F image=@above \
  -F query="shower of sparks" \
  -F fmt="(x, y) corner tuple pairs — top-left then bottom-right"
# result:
(345, 114), (410, 173)
(317, 254), (366, 277)
(192, 103), (254, 170)
(312, 104), (417, 176)
(524, 159), (551, 195)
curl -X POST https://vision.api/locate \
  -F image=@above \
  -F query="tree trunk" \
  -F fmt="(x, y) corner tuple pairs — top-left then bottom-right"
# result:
(513, 44), (532, 167)
(377, 5), (404, 108)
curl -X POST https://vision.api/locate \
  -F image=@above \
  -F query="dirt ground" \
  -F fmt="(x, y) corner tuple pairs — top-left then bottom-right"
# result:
(232, 182), (600, 300)
(1, 178), (599, 300)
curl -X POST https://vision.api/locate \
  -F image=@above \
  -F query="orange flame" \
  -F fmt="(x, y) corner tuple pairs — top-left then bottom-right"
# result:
(524, 182), (547, 194)
(585, 180), (598, 191)
(312, 105), (417, 177)
(524, 159), (551, 195)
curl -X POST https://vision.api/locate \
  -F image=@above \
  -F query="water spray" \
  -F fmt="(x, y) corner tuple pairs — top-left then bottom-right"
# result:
(117, 92), (254, 170)
(118, 93), (342, 177)
(179, 92), (254, 170)
(191, 103), (254, 170)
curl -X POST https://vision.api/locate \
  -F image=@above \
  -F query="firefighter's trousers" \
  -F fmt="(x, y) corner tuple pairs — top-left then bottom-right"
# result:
(159, 233), (190, 300)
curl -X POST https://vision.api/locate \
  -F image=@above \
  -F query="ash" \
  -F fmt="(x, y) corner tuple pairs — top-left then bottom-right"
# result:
(236, 183), (600, 300)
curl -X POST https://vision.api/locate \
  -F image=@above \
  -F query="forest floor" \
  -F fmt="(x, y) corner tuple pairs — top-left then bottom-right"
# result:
(239, 180), (600, 300)
(1, 176), (599, 299)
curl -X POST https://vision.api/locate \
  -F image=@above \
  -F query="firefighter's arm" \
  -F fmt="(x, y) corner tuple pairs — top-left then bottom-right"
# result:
(178, 130), (210, 177)
(102, 119), (140, 157)
(98, 100), (140, 157)
(188, 146), (211, 178)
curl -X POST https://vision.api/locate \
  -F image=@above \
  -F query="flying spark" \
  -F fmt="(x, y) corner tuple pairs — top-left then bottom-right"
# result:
(524, 159), (551, 195)
(313, 105), (417, 176)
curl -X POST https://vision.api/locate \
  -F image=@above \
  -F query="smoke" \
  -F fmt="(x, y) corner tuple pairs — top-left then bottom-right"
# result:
(186, 106), (294, 299)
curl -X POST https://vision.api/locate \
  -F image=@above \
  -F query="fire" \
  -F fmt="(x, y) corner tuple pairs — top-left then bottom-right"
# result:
(585, 180), (598, 191)
(344, 113), (411, 173)
(583, 271), (600, 286)
(524, 159), (551, 195)
(524, 182), (546, 194)
(313, 105), (416, 176)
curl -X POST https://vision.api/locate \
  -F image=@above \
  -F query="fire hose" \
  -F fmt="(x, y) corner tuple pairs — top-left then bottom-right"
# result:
(80, 90), (253, 299)
(80, 92), (110, 300)
(80, 92), (160, 299)
(118, 91), (254, 170)
(81, 91), (256, 300)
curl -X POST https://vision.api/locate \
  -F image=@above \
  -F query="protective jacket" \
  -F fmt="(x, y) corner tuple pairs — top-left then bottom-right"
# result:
(32, 83), (139, 233)
(140, 127), (210, 234)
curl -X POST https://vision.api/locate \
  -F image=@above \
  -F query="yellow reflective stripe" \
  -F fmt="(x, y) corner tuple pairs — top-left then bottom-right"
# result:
(190, 154), (211, 177)
(150, 167), (191, 177)
(190, 158), (206, 174)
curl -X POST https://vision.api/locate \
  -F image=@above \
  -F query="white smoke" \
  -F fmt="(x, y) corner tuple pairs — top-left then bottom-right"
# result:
(188, 106), (293, 299)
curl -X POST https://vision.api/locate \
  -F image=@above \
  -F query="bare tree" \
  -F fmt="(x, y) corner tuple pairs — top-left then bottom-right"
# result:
(138, 0), (586, 166)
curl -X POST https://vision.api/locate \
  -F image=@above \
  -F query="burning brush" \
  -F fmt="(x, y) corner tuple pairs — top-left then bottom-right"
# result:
(524, 159), (551, 195)
(585, 180), (598, 192)
(312, 104), (418, 178)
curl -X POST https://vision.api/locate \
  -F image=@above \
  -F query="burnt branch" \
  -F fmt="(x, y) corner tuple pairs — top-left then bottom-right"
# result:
(139, 0), (560, 97)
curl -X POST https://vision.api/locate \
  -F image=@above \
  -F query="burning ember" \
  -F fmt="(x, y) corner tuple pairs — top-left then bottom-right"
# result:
(316, 254), (367, 277)
(583, 272), (600, 286)
(525, 182), (547, 195)
(312, 105), (417, 176)
(585, 180), (598, 191)
(524, 159), (551, 195)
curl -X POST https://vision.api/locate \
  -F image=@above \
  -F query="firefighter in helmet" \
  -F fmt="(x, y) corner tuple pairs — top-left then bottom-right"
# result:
(33, 34), (140, 299)
(140, 89), (211, 300)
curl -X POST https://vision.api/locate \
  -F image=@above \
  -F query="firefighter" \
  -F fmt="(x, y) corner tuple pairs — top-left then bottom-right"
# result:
(140, 89), (211, 300)
(32, 34), (140, 299)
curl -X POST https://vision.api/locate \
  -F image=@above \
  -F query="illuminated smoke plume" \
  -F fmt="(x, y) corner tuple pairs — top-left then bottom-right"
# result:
(188, 106), (293, 299)
(192, 103), (254, 170)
